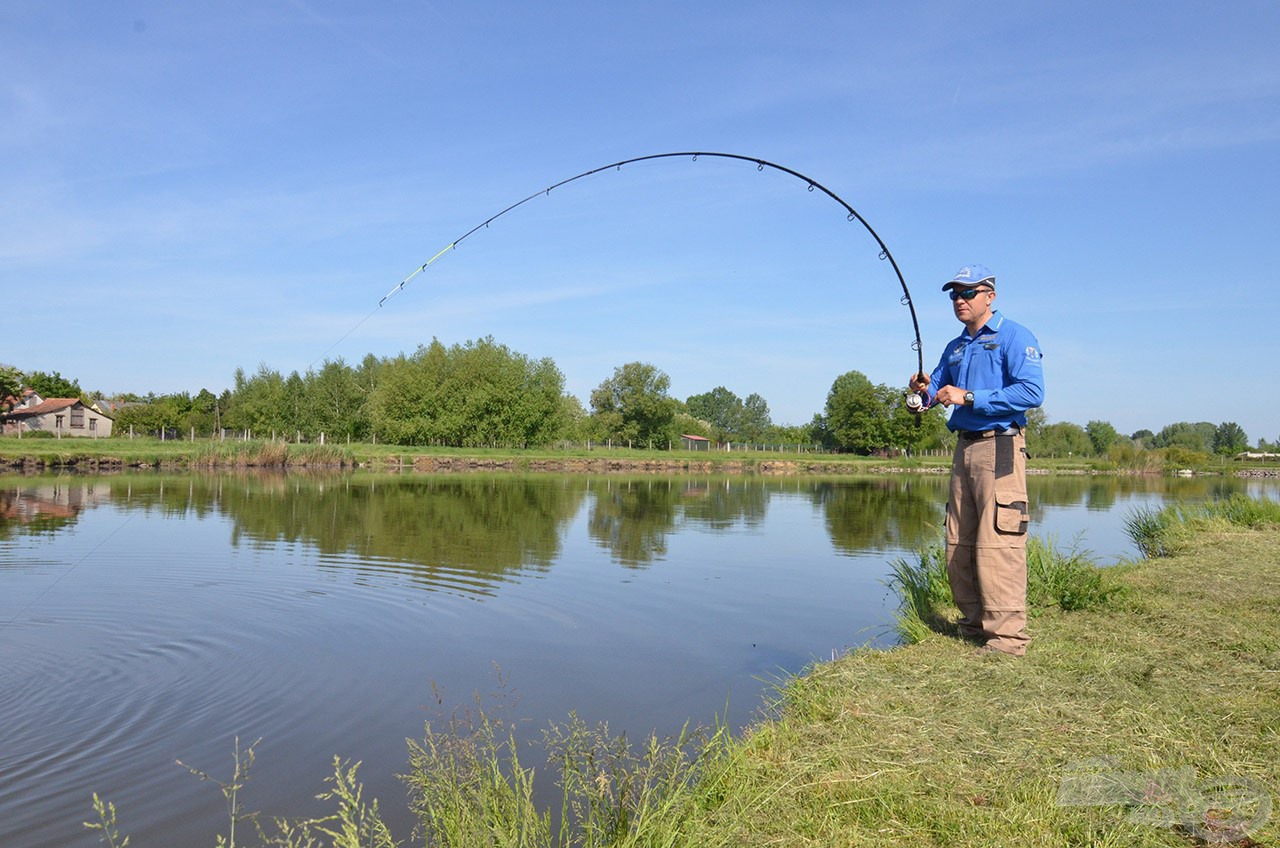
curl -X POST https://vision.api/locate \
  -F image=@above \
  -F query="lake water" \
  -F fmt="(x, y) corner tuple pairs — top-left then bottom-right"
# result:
(2, 471), (1277, 847)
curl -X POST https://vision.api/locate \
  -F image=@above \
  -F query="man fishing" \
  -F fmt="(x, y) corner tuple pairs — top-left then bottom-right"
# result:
(909, 264), (1044, 656)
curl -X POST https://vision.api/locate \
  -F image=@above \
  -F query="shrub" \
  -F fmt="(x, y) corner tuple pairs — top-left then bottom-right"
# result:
(1124, 506), (1181, 558)
(887, 535), (1121, 644)
(1159, 446), (1210, 471)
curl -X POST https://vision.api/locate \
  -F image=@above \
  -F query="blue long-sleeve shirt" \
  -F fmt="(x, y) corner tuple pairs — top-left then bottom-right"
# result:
(926, 310), (1044, 432)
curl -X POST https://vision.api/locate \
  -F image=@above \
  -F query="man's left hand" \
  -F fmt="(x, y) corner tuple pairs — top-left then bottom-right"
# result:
(935, 386), (968, 407)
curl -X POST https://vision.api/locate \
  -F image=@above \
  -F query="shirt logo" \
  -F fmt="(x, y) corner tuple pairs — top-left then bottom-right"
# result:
(1025, 346), (1042, 362)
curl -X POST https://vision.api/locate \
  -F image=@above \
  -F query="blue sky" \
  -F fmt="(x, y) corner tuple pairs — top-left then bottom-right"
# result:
(4, 1), (1278, 442)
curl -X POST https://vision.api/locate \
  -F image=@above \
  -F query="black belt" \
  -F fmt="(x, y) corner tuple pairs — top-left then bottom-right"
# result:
(957, 427), (1023, 478)
(958, 426), (1021, 440)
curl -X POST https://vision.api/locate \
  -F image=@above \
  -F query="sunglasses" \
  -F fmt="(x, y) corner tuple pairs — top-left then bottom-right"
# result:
(949, 287), (992, 302)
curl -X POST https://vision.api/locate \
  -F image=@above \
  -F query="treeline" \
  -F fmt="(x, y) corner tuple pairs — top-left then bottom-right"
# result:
(51, 337), (954, 454)
(0, 366), (82, 402)
(1026, 414), (1264, 462)
(3, 343), (1274, 458)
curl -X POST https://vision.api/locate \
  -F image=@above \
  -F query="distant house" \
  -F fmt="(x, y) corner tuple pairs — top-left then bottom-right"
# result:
(1, 398), (114, 437)
(680, 433), (711, 451)
(2, 388), (43, 412)
(91, 398), (145, 416)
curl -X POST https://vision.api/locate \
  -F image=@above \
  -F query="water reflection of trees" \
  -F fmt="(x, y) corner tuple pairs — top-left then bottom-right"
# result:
(814, 477), (947, 554)
(219, 475), (590, 586)
(585, 477), (773, 567)
(587, 478), (678, 568)
(81, 474), (591, 594)
(6, 472), (1276, 589)
(1028, 474), (1263, 513)
(677, 478), (770, 530)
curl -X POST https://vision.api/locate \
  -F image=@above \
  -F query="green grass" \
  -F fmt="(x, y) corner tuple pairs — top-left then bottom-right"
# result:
(14, 434), (1277, 477)
(399, 694), (734, 848)
(2, 435), (939, 474)
(887, 535), (1125, 645)
(0, 436), (356, 468)
(1125, 493), (1280, 559)
(677, 521), (1279, 846)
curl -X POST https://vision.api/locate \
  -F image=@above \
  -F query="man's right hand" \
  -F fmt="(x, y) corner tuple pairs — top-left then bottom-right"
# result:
(908, 373), (930, 393)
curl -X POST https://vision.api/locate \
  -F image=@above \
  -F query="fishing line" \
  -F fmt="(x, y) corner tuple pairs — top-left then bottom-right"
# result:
(314, 151), (926, 379)
(0, 511), (137, 634)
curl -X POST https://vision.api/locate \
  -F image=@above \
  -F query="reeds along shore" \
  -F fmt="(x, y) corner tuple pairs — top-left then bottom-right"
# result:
(5, 436), (1280, 479)
(0, 440), (359, 470)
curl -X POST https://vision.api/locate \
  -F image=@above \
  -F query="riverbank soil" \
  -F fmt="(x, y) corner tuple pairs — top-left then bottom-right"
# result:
(684, 528), (1279, 846)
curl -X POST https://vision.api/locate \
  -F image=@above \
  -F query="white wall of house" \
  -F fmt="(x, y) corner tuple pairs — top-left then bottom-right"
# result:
(2, 402), (114, 437)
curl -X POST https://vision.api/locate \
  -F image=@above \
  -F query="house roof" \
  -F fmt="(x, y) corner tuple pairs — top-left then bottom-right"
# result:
(2, 388), (42, 410)
(680, 433), (711, 442)
(91, 398), (137, 413)
(2, 397), (81, 417)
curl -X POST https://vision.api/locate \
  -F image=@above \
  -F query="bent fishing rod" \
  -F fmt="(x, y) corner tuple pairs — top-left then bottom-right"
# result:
(346, 151), (927, 387)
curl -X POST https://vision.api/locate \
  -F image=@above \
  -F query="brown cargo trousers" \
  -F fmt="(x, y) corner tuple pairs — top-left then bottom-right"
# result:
(946, 428), (1030, 655)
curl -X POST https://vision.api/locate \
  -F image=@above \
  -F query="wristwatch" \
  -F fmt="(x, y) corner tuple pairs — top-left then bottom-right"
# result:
(963, 391), (974, 406)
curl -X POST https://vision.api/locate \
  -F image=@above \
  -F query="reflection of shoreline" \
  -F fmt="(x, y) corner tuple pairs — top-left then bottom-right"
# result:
(0, 483), (112, 524)
(4, 472), (1276, 578)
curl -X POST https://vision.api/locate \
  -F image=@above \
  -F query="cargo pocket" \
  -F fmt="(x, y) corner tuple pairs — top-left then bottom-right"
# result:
(995, 499), (1029, 535)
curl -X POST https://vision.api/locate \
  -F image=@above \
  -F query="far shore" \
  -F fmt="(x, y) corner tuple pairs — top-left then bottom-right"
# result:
(2, 436), (1278, 477)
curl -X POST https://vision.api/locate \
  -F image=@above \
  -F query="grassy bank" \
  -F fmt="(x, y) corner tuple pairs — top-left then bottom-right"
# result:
(681, 507), (1279, 846)
(85, 498), (1279, 846)
(0, 436), (359, 469)
(5, 436), (1277, 476)
(1, 436), (938, 474)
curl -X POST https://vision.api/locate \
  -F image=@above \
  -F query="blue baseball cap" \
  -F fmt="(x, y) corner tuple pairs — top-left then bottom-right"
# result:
(942, 264), (996, 291)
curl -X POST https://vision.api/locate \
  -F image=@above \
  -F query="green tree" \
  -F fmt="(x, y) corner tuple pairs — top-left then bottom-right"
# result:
(590, 362), (677, 447)
(893, 391), (951, 453)
(0, 365), (22, 404)
(112, 402), (153, 436)
(672, 410), (712, 441)
(223, 364), (288, 435)
(821, 371), (894, 454)
(367, 343), (445, 445)
(1024, 406), (1048, 444)
(1213, 421), (1249, 455)
(307, 359), (368, 441)
(282, 371), (307, 437)
(184, 389), (218, 436)
(1085, 420), (1119, 456)
(1033, 421), (1092, 458)
(559, 394), (591, 442)
(740, 392), (772, 442)
(25, 370), (82, 399)
(683, 387), (774, 443)
(114, 392), (191, 437)
(357, 352), (382, 394)
(1151, 422), (1215, 453)
(367, 337), (566, 447)
(685, 386), (743, 439)
(767, 421), (818, 446)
